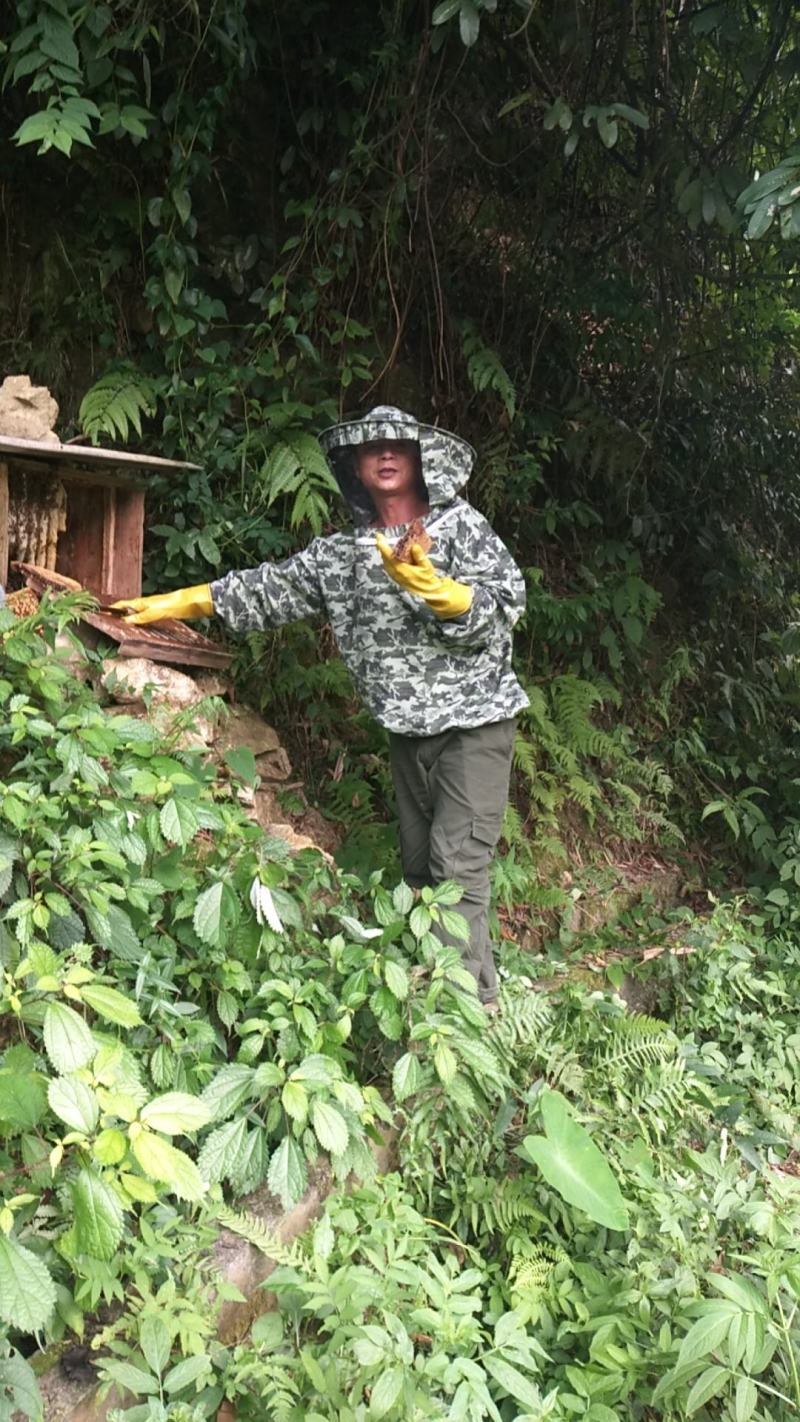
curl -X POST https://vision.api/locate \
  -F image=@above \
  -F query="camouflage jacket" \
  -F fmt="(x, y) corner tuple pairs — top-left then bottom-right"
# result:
(210, 406), (529, 737)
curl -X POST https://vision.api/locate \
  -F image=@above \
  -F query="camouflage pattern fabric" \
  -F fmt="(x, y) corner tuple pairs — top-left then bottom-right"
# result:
(210, 406), (529, 736)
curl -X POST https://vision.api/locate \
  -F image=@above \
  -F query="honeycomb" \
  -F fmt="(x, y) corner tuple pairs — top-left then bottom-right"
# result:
(7, 470), (67, 569)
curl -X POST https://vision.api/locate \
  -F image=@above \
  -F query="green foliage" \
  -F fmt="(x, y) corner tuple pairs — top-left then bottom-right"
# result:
(79, 366), (157, 445)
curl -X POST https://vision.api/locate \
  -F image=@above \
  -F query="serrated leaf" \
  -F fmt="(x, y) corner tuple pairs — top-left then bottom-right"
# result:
(392, 881), (414, 915)
(48, 1075), (99, 1135)
(312, 1099), (349, 1156)
(131, 1132), (206, 1201)
(434, 1042), (458, 1085)
(267, 1135), (307, 1208)
(193, 881), (225, 945)
(140, 1092), (212, 1135)
(197, 1117), (248, 1184)
(72, 1169), (124, 1260)
(282, 1080), (308, 1123)
(384, 959), (409, 1000)
(160, 797), (199, 848)
(43, 1000), (95, 1073)
(201, 1063), (255, 1121)
(0, 1070), (47, 1131)
(81, 983), (142, 1028)
(392, 1052), (422, 1102)
(0, 1234), (56, 1331)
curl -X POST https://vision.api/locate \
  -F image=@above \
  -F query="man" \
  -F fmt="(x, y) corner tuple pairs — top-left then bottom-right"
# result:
(117, 407), (528, 1005)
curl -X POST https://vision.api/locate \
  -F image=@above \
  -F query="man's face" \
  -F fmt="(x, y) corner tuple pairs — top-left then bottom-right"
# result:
(355, 439), (420, 498)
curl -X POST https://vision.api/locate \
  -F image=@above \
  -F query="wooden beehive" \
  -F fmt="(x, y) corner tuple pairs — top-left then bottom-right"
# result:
(0, 433), (196, 602)
(0, 434), (231, 670)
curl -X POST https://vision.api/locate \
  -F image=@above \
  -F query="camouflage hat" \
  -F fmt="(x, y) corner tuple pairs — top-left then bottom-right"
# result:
(318, 405), (475, 524)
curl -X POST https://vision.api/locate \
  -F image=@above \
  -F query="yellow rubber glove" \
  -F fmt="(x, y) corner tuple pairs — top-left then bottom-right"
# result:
(110, 584), (214, 626)
(375, 535), (473, 619)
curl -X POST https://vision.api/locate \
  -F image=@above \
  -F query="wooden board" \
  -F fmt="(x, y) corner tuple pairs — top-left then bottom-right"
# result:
(12, 562), (232, 670)
(0, 433), (200, 475)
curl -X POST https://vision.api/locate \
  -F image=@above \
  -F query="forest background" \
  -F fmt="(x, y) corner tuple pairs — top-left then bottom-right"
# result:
(4, 3), (800, 1421)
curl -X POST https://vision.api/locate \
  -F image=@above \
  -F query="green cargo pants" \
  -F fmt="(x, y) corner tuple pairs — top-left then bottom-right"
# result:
(388, 717), (516, 1002)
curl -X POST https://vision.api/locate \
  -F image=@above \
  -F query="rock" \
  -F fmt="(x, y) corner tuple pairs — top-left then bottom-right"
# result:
(194, 670), (232, 700)
(254, 746), (292, 781)
(0, 374), (59, 442)
(265, 821), (329, 857)
(214, 705), (283, 758)
(102, 657), (203, 708)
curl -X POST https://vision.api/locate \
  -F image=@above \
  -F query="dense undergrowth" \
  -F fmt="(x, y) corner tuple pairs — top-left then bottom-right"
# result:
(1, 602), (800, 1422)
(4, 3), (800, 1419)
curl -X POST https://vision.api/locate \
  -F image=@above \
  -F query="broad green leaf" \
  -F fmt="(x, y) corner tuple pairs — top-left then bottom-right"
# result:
(0, 1234), (57, 1332)
(735, 1376), (757, 1422)
(0, 1348), (42, 1419)
(384, 959), (409, 1000)
(81, 983), (142, 1028)
(131, 1131), (206, 1201)
(708, 1272), (769, 1317)
(0, 1070), (47, 1131)
(282, 1080), (308, 1123)
(392, 1052), (422, 1102)
(193, 881), (225, 945)
(93, 1127), (127, 1165)
(483, 1355), (542, 1410)
(72, 1169), (124, 1260)
(434, 1042), (458, 1085)
(267, 1135), (307, 1209)
(140, 1314), (170, 1377)
(685, 1364), (730, 1414)
(459, 0), (480, 46)
(160, 797), (199, 848)
(198, 1117), (248, 1184)
(392, 881), (414, 915)
(678, 1309), (735, 1369)
(369, 1365), (404, 1417)
(101, 1360), (159, 1396)
(521, 1090), (629, 1230)
(140, 1091), (212, 1135)
(163, 1352), (211, 1394)
(312, 1099), (349, 1156)
(201, 1063), (255, 1121)
(43, 1000), (95, 1073)
(290, 1055), (338, 1085)
(224, 746), (258, 785)
(48, 1075), (99, 1135)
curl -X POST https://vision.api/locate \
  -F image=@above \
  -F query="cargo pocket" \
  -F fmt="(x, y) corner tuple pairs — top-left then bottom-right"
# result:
(471, 815), (501, 849)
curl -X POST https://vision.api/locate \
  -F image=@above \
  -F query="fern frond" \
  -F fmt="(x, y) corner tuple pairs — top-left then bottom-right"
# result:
(79, 364), (156, 444)
(213, 1203), (298, 1266)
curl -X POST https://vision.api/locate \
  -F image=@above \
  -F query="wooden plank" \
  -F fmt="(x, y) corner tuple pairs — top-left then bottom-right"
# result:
(12, 561), (232, 670)
(100, 487), (116, 596)
(0, 462), (8, 587)
(107, 487), (144, 600)
(54, 483), (105, 593)
(0, 433), (199, 473)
